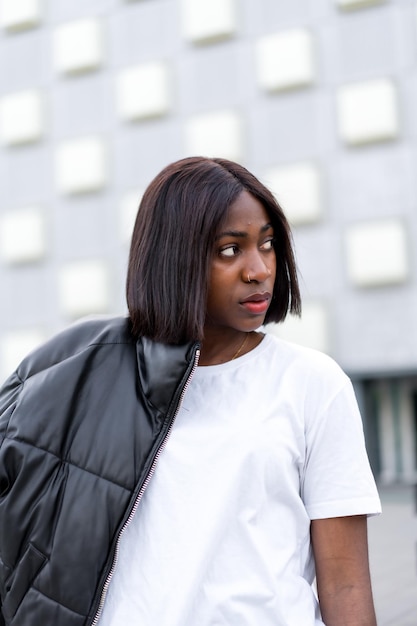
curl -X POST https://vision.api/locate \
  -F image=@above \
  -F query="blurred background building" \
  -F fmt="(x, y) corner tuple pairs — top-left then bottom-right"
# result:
(0, 0), (416, 484)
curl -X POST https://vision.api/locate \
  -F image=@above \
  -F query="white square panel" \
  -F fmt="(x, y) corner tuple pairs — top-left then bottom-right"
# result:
(256, 29), (315, 92)
(53, 18), (104, 75)
(265, 301), (329, 354)
(120, 189), (143, 243)
(0, 90), (44, 146)
(55, 136), (107, 194)
(0, 207), (45, 264)
(264, 162), (322, 225)
(337, 79), (399, 145)
(0, 0), (42, 31)
(336, 0), (385, 9)
(116, 62), (170, 121)
(1, 329), (45, 379)
(345, 219), (408, 287)
(181, 0), (237, 43)
(59, 260), (110, 316)
(185, 110), (243, 162)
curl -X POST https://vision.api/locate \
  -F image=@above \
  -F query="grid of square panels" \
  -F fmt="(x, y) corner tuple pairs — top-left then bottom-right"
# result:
(0, 90), (44, 145)
(0, 0), (42, 31)
(0, 0), (414, 375)
(337, 79), (399, 146)
(180, 0), (237, 44)
(58, 259), (110, 317)
(336, 0), (386, 9)
(55, 136), (108, 194)
(0, 207), (46, 263)
(345, 218), (408, 287)
(53, 18), (104, 75)
(264, 162), (323, 226)
(256, 29), (316, 93)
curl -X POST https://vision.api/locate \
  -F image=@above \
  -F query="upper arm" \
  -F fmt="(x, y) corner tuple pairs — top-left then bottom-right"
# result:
(311, 515), (377, 626)
(0, 372), (24, 447)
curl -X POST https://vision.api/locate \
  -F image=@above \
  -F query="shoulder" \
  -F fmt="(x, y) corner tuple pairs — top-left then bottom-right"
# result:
(259, 333), (353, 415)
(16, 315), (135, 382)
(263, 332), (348, 384)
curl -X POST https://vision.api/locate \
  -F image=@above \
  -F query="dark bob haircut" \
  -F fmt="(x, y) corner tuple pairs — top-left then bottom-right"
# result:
(126, 156), (301, 343)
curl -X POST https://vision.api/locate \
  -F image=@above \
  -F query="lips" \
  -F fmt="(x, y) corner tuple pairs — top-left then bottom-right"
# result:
(240, 292), (271, 315)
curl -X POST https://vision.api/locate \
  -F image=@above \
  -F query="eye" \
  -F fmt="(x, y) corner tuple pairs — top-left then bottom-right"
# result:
(260, 238), (275, 251)
(219, 244), (240, 258)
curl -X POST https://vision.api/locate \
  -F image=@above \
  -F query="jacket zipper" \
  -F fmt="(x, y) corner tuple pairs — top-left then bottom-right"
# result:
(90, 347), (200, 626)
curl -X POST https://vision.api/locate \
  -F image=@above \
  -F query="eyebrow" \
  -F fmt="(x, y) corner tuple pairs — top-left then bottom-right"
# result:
(215, 223), (273, 240)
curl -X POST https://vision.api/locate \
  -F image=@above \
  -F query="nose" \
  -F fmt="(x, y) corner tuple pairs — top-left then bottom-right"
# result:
(244, 251), (273, 283)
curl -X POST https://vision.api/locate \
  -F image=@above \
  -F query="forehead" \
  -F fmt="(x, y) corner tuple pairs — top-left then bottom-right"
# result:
(224, 190), (271, 228)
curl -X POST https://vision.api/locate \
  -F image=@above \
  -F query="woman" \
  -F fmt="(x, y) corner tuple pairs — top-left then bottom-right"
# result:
(0, 157), (380, 626)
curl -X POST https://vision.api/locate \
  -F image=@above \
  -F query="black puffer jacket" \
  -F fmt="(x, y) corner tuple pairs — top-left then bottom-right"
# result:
(0, 317), (199, 626)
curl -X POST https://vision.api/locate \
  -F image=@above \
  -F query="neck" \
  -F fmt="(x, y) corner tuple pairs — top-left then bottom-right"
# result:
(199, 329), (262, 366)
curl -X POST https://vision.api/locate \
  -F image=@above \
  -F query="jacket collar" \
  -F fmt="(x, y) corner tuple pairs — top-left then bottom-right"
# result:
(136, 337), (200, 417)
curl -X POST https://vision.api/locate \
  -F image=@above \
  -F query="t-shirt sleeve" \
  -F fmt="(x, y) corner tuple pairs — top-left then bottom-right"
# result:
(301, 375), (381, 520)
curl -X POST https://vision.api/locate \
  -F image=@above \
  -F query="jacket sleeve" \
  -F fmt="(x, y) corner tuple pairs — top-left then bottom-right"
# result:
(0, 370), (23, 444)
(0, 370), (25, 623)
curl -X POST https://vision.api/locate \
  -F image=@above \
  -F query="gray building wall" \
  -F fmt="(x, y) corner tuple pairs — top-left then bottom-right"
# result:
(0, 0), (416, 480)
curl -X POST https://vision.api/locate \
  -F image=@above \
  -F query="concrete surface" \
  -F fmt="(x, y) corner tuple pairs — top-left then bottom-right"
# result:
(368, 485), (417, 625)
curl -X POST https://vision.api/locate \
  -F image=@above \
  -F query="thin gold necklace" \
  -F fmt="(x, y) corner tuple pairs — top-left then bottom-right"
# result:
(231, 333), (249, 360)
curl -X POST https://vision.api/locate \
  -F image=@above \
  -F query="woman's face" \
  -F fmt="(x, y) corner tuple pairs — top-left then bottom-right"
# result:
(205, 190), (277, 335)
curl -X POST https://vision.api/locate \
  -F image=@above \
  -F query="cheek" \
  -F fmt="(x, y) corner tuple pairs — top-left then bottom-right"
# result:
(208, 264), (231, 292)
(206, 267), (234, 309)
(206, 272), (221, 308)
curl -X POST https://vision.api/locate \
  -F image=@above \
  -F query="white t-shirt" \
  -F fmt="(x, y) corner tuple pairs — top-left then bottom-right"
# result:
(99, 334), (381, 626)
